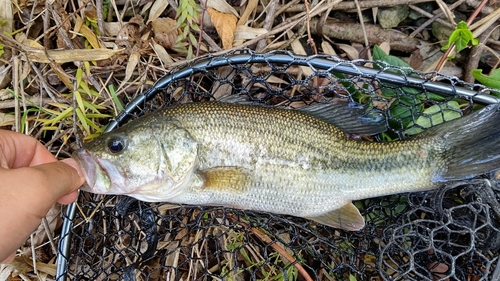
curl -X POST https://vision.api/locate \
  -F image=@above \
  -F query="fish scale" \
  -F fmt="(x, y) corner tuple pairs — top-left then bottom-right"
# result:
(74, 101), (500, 230)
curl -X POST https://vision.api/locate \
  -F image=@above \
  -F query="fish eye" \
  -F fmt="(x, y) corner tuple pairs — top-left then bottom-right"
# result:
(106, 137), (126, 154)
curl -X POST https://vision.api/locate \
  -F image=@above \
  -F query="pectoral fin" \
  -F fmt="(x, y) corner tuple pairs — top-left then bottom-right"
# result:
(200, 167), (250, 193)
(307, 202), (365, 231)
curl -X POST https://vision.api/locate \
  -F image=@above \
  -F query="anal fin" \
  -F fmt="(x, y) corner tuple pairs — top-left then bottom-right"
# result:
(200, 167), (250, 193)
(307, 202), (365, 231)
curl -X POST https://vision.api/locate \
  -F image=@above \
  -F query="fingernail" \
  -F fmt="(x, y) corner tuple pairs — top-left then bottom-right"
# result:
(61, 158), (84, 177)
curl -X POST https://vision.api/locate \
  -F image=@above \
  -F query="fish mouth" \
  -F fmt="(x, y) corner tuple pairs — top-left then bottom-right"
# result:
(73, 149), (97, 190)
(73, 148), (128, 194)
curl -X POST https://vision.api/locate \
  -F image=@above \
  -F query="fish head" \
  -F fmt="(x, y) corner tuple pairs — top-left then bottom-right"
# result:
(73, 116), (199, 202)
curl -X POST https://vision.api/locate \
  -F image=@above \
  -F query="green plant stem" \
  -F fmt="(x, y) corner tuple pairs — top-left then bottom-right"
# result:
(435, 0), (489, 72)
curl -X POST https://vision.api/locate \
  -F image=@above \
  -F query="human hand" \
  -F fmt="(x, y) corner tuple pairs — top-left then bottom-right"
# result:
(0, 130), (85, 263)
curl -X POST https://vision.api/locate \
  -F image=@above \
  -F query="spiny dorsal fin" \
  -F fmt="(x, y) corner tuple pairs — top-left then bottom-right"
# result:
(298, 101), (386, 136)
(218, 95), (386, 136)
(200, 167), (250, 193)
(307, 202), (365, 231)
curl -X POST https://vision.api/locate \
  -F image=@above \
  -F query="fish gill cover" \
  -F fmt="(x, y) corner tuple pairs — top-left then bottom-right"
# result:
(58, 50), (500, 281)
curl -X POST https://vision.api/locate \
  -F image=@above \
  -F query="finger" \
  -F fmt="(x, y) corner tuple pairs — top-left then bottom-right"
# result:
(28, 161), (86, 202)
(57, 190), (79, 204)
(0, 252), (15, 264)
(0, 130), (56, 168)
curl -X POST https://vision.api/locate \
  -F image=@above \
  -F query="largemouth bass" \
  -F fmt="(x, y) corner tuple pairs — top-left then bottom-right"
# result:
(73, 100), (500, 231)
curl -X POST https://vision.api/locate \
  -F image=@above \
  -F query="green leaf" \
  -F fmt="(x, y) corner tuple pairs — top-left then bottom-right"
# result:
(82, 100), (105, 113)
(74, 90), (86, 115)
(405, 101), (462, 135)
(189, 33), (198, 47)
(75, 107), (90, 134)
(372, 45), (412, 72)
(108, 84), (124, 112)
(372, 45), (387, 60)
(49, 106), (74, 126)
(442, 21), (478, 52)
(471, 69), (500, 90)
(75, 68), (83, 89)
(85, 113), (112, 118)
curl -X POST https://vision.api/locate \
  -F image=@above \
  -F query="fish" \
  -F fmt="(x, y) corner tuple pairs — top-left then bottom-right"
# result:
(73, 99), (500, 231)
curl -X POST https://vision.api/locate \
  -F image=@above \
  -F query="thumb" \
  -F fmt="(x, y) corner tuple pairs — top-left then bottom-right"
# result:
(7, 159), (85, 213)
(28, 159), (85, 202)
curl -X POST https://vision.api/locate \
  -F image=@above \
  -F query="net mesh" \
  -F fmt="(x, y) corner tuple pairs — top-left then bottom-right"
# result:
(57, 50), (500, 281)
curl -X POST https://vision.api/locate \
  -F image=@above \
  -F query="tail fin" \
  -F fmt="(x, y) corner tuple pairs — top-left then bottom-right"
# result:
(425, 103), (500, 181)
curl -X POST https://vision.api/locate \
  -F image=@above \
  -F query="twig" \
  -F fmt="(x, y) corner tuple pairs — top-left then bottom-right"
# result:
(353, 0), (369, 48)
(308, 19), (421, 53)
(225, 213), (314, 281)
(303, 0), (317, 54)
(96, 0), (106, 36)
(409, 0), (466, 37)
(256, 0), (279, 52)
(13, 55), (20, 133)
(464, 24), (496, 82)
(249, 227), (314, 281)
(196, 0), (208, 57)
(256, 0), (436, 13)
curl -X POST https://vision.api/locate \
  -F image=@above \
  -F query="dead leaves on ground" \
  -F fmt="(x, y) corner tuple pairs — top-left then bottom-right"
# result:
(207, 8), (237, 50)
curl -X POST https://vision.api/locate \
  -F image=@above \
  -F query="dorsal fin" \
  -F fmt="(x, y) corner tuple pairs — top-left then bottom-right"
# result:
(218, 94), (254, 105)
(218, 95), (387, 136)
(297, 101), (387, 136)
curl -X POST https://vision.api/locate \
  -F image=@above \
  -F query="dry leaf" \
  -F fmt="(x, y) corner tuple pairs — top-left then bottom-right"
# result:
(435, 0), (455, 24)
(148, 0), (169, 23)
(207, 0), (239, 17)
(321, 41), (337, 56)
(0, 264), (15, 281)
(207, 8), (237, 50)
(26, 48), (122, 63)
(116, 15), (145, 50)
(79, 24), (103, 49)
(0, 0), (13, 34)
(234, 25), (267, 46)
(50, 64), (73, 89)
(237, 0), (258, 26)
(73, 15), (83, 39)
(409, 49), (423, 69)
(151, 17), (178, 49)
(26, 39), (43, 49)
(378, 41), (391, 55)
(152, 42), (174, 65)
(0, 65), (11, 89)
(119, 52), (140, 88)
(288, 31), (313, 77)
(103, 22), (123, 37)
(335, 43), (359, 60)
(0, 112), (15, 126)
(32, 205), (61, 247)
(211, 66), (234, 99)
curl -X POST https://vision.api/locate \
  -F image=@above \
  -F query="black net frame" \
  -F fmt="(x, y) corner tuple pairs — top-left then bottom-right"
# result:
(56, 50), (500, 281)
